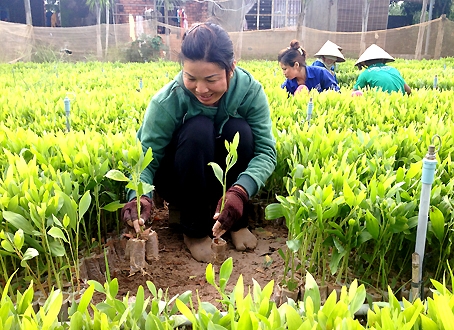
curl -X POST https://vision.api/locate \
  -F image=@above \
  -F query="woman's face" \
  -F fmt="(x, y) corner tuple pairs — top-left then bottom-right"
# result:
(279, 62), (301, 80)
(322, 56), (336, 67)
(182, 60), (230, 106)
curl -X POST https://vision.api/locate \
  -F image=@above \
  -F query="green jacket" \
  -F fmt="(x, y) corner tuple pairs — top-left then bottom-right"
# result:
(354, 63), (406, 94)
(127, 66), (276, 201)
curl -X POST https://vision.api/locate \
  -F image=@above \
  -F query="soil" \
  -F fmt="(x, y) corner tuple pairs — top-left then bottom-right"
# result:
(83, 202), (288, 308)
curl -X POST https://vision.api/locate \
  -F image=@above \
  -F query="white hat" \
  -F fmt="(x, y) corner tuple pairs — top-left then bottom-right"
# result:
(314, 40), (345, 62)
(355, 44), (394, 68)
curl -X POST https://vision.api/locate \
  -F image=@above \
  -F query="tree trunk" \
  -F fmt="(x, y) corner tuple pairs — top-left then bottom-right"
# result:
(424, 0), (434, 55)
(415, 0), (429, 59)
(164, 2), (171, 60)
(24, 0), (32, 25)
(296, 0), (307, 44)
(359, 0), (371, 54)
(96, 2), (103, 60)
(105, 1), (110, 59)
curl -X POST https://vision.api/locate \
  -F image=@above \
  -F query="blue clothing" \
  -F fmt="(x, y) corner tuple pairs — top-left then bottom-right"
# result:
(46, 11), (53, 27)
(281, 66), (340, 95)
(311, 59), (338, 83)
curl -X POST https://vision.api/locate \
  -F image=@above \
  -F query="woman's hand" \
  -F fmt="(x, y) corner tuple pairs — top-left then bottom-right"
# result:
(121, 196), (154, 232)
(212, 185), (248, 238)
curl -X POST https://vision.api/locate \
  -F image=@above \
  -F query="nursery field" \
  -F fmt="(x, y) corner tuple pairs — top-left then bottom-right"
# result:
(1, 58), (454, 328)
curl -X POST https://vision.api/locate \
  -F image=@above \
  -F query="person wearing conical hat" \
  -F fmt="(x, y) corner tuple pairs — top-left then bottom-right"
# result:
(278, 39), (340, 95)
(353, 44), (411, 95)
(311, 40), (345, 83)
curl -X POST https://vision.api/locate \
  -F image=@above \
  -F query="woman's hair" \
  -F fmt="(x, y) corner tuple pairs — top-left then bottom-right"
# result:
(181, 22), (235, 75)
(278, 39), (307, 68)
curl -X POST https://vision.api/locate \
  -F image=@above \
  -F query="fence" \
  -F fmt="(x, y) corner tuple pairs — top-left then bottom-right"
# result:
(1, 15), (452, 63)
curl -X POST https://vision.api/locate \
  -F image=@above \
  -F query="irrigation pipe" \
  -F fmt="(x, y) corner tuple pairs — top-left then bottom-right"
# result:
(412, 135), (441, 300)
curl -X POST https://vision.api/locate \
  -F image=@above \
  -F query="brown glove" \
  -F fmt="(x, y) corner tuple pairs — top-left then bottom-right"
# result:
(215, 186), (248, 232)
(121, 196), (154, 226)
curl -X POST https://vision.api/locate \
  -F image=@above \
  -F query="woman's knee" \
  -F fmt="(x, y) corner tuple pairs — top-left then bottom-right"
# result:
(179, 116), (216, 148)
(222, 118), (253, 157)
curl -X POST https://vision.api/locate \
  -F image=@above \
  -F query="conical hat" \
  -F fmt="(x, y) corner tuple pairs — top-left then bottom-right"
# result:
(314, 40), (345, 62)
(355, 44), (394, 67)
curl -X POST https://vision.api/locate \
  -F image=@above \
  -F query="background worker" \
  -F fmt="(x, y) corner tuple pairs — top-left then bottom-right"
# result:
(353, 44), (411, 95)
(278, 39), (340, 95)
(311, 40), (345, 84)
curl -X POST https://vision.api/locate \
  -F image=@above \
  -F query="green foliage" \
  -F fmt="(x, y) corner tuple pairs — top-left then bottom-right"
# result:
(1, 60), (454, 306)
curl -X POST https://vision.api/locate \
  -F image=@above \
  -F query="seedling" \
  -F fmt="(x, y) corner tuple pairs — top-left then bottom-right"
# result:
(208, 132), (240, 214)
(105, 141), (154, 237)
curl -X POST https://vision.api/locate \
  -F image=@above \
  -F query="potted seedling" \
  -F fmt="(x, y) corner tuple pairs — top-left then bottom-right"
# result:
(105, 142), (157, 274)
(208, 132), (239, 264)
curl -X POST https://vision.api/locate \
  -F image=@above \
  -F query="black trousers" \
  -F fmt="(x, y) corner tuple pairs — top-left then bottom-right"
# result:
(154, 116), (254, 238)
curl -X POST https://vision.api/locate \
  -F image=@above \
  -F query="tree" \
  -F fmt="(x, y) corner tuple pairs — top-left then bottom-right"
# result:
(402, 0), (453, 24)
(360, 0), (372, 54)
(296, 0), (310, 42)
(415, 0), (429, 59)
(105, 0), (112, 58)
(24, 0), (32, 25)
(86, 0), (110, 59)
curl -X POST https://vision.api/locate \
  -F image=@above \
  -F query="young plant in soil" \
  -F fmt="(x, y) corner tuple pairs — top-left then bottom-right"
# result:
(105, 141), (154, 236)
(208, 132), (240, 215)
(208, 132), (239, 262)
(265, 164), (306, 293)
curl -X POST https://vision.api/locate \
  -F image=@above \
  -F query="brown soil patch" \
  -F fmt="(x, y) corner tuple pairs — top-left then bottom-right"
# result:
(83, 204), (287, 307)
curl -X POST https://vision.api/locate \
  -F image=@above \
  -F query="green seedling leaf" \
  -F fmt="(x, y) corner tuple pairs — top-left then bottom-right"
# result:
(176, 299), (197, 325)
(13, 229), (24, 250)
(49, 240), (65, 257)
(208, 162), (223, 185)
(105, 169), (130, 182)
(77, 284), (95, 313)
(21, 248), (39, 267)
(365, 210), (379, 240)
(42, 290), (63, 329)
(323, 203), (338, 220)
(88, 280), (105, 293)
(304, 272), (320, 312)
(343, 181), (355, 208)
(146, 281), (157, 297)
(79, 190), (92, 222)
(108, 278), (119, 298)
(132, 285), (145, 319)
(140, 148), (153, 172)
(286, 239), (301, 253)
(3, 211), (35, 236)
(284, 303), (303, 329)
(142, 182), (154, 196)
(265, 203), (284, 220)
(103, 200), (125, 212)
(206, 263), (215, 286)
(1, 240), (15, 253)
(69, 311), (84, 329)
(219, 257), (233, 287)
(17, 282), (34, 314)
(429, 206), (445, 243)
(47, 227), (66, 241)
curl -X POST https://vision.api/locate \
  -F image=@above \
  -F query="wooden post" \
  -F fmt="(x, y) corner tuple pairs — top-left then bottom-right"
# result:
(434, 15), (446, 60)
